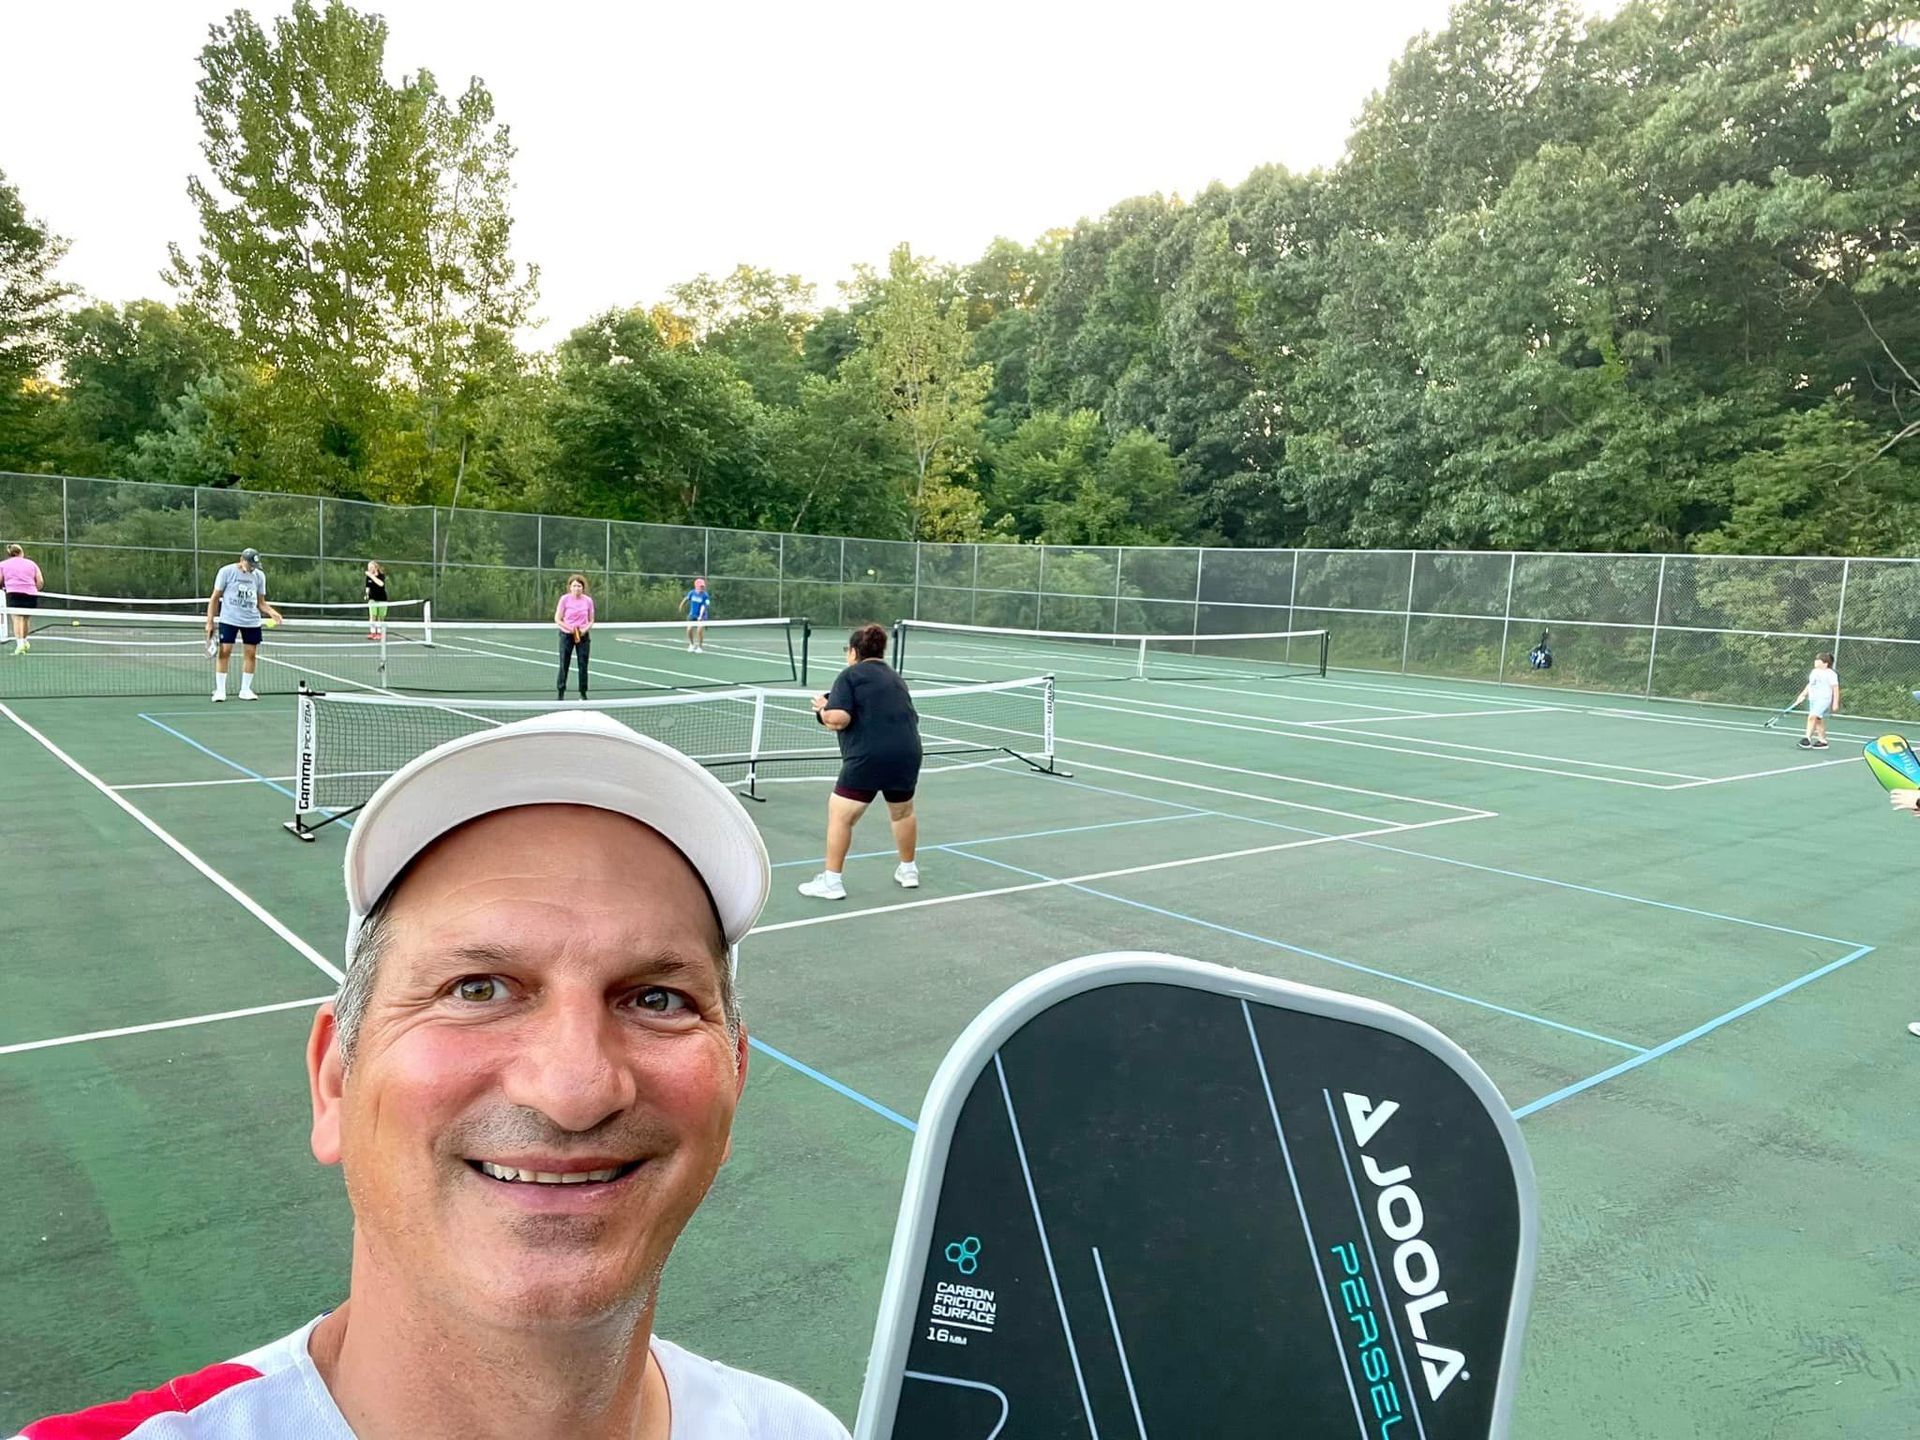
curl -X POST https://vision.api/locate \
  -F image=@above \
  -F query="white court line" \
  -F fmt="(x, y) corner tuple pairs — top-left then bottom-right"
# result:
(907, 664), (1485, 814)
(114, 774), (295, 791)
(1588, 706), (1882, 744)
(1051, 688), (1681, 789)
(0, 702), (345, 985)
(1662, 756), (1858, 788)
(0, 996), (331, 1057)
(1055, 752), (1495, 824)
(1283, 728), (1709, 781)
(1298, 705), (1562, 727)
(754, 811), (1490, 935)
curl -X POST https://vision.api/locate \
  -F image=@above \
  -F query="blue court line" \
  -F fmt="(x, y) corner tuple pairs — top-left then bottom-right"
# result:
(1510, 944), (1877, 1119)
(768, 809), (1207, 870)
(138, 714), (298, 802)
(1338, 840), (1871, 950)
(746, 1036), (916, 1132)
(136, 713), (356, 829)
(1043, 765), (1872, 950)
(938, 845), (1649, 1054)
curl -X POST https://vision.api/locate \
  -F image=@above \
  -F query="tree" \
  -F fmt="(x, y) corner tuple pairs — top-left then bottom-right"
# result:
(55, 301), (224, 475)
(0, 169), (72, 470)
(168, 0), (536, 500)
(669, 266), (817, 407)
(852, 245), (992, 538)
(542, 308), (774, 527)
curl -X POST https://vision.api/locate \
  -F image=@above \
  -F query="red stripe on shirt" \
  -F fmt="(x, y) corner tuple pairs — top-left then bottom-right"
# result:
(22, 1364), (263, 1439)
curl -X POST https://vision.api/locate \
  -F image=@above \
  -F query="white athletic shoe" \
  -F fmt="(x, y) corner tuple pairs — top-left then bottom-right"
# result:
(687, 642), (697, 652)
(1909, 1021), (1920, 1039)
(894, 862), (920, 889)
(211, 689), (226, 703)
(798, 872), (846, 901)
(239, 688), (259, 701)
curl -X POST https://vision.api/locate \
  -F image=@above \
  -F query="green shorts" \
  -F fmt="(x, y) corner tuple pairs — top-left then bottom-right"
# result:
(368, 602), (389, 619)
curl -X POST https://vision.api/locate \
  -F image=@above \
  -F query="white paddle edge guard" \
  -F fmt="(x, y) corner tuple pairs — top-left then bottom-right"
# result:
(850, 951), (1541, 1440)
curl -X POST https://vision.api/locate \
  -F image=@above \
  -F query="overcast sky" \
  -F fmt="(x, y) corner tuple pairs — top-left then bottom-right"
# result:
(5, 1), (1606, 342)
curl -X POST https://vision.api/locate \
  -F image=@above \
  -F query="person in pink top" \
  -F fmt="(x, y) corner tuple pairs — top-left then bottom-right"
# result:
(554, 572), (595, 700)
(3, 544), (45, 654)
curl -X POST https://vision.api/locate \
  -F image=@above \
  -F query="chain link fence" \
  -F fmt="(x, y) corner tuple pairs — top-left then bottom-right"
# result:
(7, 472), (1919, 719)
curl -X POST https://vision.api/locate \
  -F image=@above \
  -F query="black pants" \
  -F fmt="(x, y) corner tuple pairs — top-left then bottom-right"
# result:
(557, 631), (590, 697)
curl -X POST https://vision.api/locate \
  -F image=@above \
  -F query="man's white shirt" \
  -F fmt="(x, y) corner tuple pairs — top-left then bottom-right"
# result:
(9, 1316), (851, 1439)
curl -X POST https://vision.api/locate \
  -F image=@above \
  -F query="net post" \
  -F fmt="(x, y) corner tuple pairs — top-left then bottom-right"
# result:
(1401, 550), (1416, 674)
(1318, 628), (1330, 678)
(1833, 557), (1850, 666)
(1498, 553), (1516, 682)
(1041, 674), (1056, 767)
(421, 601), (434, 646)
(1134, 635), (1148, 680)
(285, 682), (320, 842)
(744, 690), (767, 802)
(1645, 554), (1668, 697)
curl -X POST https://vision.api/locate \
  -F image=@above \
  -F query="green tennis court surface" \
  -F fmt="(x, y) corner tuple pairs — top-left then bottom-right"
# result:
(3, 659), (1915, 1436)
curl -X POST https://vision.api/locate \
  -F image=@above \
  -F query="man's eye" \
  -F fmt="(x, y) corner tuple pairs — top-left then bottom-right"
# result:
(629, 987), (690, 1014)
(453, 976), (509, 1003)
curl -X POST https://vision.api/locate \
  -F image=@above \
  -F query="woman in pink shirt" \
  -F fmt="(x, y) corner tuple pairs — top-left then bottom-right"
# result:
(553, 572), (595, 700)
(3, 543), (45, 654)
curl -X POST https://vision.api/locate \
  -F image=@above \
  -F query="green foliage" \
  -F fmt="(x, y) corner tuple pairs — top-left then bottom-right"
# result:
(0, 169), (72, 471)
(5, 0), (1917, 561)
(851, 245), (992, 538)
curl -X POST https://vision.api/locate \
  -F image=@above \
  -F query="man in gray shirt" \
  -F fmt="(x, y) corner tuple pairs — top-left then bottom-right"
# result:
(204, 546), (285, 701)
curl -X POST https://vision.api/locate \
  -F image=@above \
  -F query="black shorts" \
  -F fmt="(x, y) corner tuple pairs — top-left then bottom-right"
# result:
(5, 592), (36, 609)
(217, 622), (264, 646)
(834, 782), (916, 804)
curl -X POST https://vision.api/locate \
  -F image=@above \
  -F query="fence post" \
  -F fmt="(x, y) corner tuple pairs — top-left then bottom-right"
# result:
(1035, 545), (1047, 629)
(838, 536), (846, 626)
(604, 519), (612, 576)
(1833, 557), (1851, 666)
(704, 528), (711, 581)
(431, 508), (440, 612)
(1645, 555), (1669, 698)
(777, 533), (785, 618)
(1192, 549), (1206, 639)
(1286, 549), (1298, 634)
(61, 475), (71, 591)
(971, 544), (980, 625)
(1401, 551), (1417, 673)
(1112, 548), (1124, 635)
(192, 488), (201, 593)
(317, 499), (327, 603)
(1497, 553), (1516, 681)
(913, 541), (922, 621)
(536, 515), (544, 577)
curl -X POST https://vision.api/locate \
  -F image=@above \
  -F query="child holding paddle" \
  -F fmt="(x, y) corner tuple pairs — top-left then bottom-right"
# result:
(1790, 652), (1839, 749)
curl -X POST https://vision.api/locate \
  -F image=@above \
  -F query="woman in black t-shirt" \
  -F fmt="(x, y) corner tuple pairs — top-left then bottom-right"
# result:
(799, 624), (923, 901)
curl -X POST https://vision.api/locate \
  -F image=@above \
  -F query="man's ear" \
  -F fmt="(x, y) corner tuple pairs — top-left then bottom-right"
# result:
(309, 1002), (346, 1166)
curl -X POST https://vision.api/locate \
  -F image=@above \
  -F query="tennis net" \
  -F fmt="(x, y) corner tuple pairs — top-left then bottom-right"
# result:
(286, 673), (1060, 835)
(892, 620), (1330, 683)
(0, 607), (810, 699)
(3, 590), (431, 622)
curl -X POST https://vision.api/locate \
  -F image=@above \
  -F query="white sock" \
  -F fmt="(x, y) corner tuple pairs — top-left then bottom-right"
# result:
(824, 870), (842, 881)
(213, 678), (227, 697)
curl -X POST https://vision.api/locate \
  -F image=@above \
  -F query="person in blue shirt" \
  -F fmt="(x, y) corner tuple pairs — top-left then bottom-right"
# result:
(677, 576), (713, 653)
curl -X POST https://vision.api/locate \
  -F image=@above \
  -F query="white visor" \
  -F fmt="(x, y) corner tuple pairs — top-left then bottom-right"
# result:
(342, 709), (770, 959)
